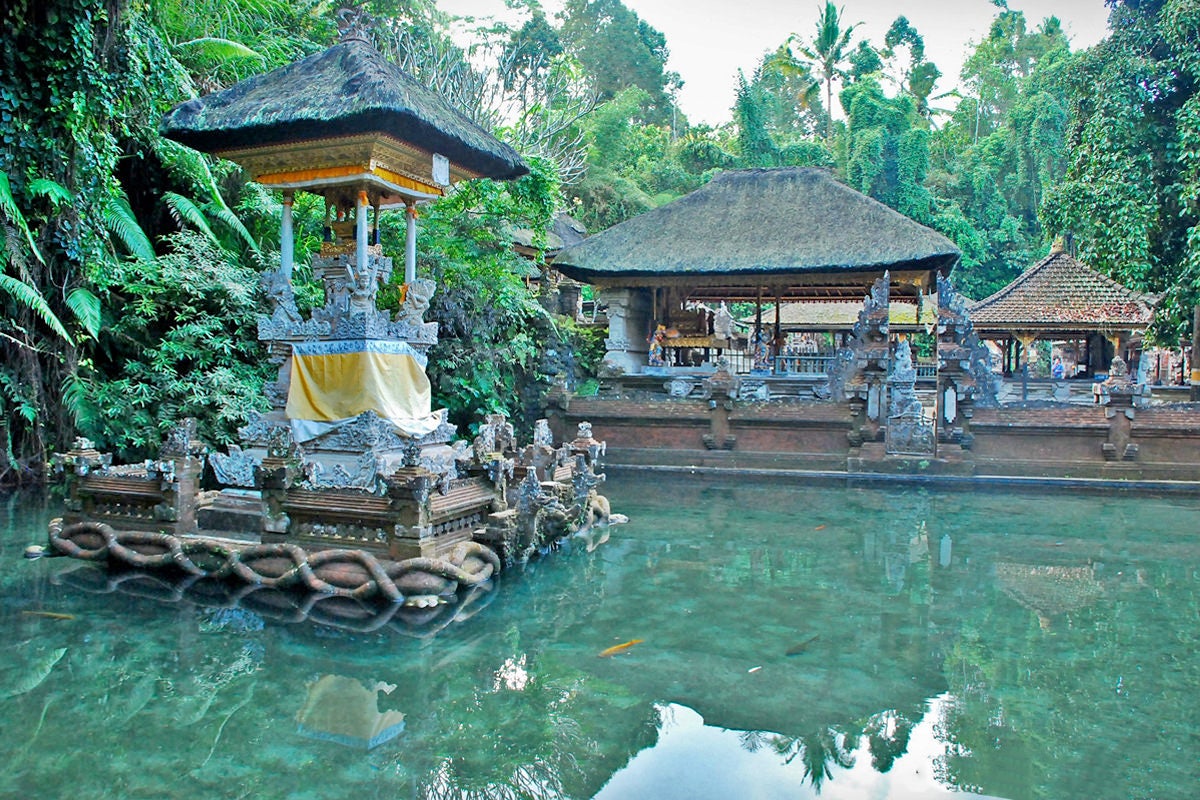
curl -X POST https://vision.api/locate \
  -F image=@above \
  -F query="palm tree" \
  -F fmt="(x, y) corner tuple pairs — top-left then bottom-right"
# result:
(762, 43), (824, 126)
(794, 2), (859, 140)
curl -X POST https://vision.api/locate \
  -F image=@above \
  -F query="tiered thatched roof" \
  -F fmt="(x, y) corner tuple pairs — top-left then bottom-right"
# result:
(969, 250), (1156, 337)
(552, 168), (959, 298)
(160, 38), (527, 181)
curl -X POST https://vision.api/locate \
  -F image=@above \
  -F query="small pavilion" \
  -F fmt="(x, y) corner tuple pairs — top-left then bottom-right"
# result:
(161, 23), (526, 287)
(161, 20), (527, 450)
(552, 167), (960, 376)
(968, 244), (1157, 379)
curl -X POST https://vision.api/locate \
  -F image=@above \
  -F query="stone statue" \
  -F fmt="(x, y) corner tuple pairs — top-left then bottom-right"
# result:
(262, 268), (302, 325)
(713, 302), (735, 341)
(647, 324), (667, 367)
(751, 328), (771, 371)
(399, 278), (436, 325)
(349, 264), (380, 314)
(533, 419), (554, 448)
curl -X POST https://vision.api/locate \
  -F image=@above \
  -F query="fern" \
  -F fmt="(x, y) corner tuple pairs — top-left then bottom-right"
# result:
(0, 369), (37, 423)
(103, 193), (156, 261)
(61, 367), (99, 434)
(27, 178), (72, 207)
(0, 273), (72, 342)
(66, 287), (102, 339)
(172, 36), (264, 63)
(0, 171), (44, 265)
(163, 191), (219, 244)
(209, 203), (261, 255)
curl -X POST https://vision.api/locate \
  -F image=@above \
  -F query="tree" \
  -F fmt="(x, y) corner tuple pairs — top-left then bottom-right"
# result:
(881, 16), (943, 118)
(959, 6), (1069, 143)
(760, 43), (827, 138)
(1041, 0), (1199, 341)
(557, 0), (678, 123)
(923, 6), (1072, 298)
(734, 72), (781, 168)
(383, 12), (596, 183)
(794, 1), (859, 140)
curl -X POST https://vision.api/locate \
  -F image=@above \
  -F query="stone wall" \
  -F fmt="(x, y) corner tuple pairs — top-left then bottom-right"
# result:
(548, 394), (1200, 483)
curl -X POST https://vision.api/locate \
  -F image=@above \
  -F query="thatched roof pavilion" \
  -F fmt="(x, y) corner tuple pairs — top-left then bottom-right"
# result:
(551, 167), (959, 374)
(161, 27), (528, 284)
(161, 36), (528, 203)
(553, 167), (959, 302)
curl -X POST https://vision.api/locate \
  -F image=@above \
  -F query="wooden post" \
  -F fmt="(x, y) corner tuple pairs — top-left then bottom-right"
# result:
(280, 191), (294, 281)
(405, 200), (418, 284)
(1191, 305), (1199, 400)
(773, 291), (782, 373)
(355, 190), (369, 276)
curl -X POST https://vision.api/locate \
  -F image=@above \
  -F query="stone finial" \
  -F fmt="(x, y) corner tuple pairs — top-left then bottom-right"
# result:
(335, 7), (373, 43)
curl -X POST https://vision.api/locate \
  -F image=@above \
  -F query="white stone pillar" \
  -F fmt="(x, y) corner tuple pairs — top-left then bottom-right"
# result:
(280, 192), (295, 281)
(599, 287), (653, 375)
(356, 190), (369, 276)
(405, 201), (418, 284)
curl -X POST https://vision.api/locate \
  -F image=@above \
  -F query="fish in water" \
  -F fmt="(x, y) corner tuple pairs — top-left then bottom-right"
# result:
(785, 634), (820, 656)
(813, 525), (827, 531)
(3, 647), (67, 699)
(598, 639), (643, 658)
(21, 611), (76, 621)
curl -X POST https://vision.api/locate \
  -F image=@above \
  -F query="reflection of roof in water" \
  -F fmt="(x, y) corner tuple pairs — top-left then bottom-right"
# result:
(296, 675), (406, 750)
(995, 562), (1103, 618)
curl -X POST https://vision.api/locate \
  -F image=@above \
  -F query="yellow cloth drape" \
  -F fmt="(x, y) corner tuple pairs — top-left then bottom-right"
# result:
(285, 340), (434, 432)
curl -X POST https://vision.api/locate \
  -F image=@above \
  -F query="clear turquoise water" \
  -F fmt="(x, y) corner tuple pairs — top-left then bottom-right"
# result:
(1, 475), (1197, 800)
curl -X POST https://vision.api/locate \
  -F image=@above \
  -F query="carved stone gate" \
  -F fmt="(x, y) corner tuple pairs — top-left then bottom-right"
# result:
(832, 273), (997, 462)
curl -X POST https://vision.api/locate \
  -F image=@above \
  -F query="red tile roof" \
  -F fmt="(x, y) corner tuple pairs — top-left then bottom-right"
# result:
(968, 251), (1156, 333)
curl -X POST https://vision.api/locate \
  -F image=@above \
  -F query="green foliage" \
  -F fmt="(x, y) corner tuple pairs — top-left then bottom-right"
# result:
(148, 0), (333, 90)
(81, 231), (270, 457)
(922, 7), (1073, 298)
(567, 87), (730, 230)
(374, 158), (594, 434)
(734, 72), (781, 167)
(1040, 0), (1199, 340)
(881, 16), (942, 116)
(557, 0), (678, 123)
(0, 0), (148, 480)
(760, 44), (826, 137)
(500, 8), (564, 92)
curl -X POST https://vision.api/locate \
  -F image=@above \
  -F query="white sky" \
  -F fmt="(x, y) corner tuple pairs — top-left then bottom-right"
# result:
(436, 0), (1111, 125)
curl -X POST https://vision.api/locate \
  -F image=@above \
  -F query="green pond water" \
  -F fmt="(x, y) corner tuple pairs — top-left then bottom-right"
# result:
(1, 474), (1198, 800)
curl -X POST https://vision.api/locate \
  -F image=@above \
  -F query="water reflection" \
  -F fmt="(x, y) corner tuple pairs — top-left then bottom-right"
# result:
(51, 563), (497, 638)
(296, 675), (405, 750)
(2, 478), (1199, 800)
